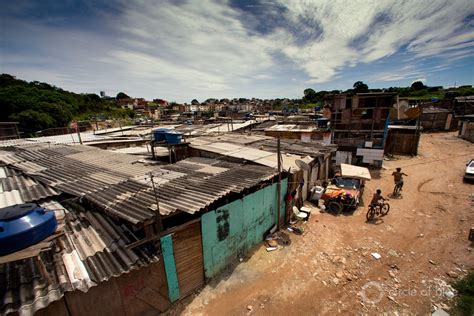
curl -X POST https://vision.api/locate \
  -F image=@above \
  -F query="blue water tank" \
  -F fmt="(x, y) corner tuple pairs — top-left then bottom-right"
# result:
(164, 131), (183, 144)
(316, 118), (329, 128)
(153, 128), (170, 142)
(0, 203), (57, 256)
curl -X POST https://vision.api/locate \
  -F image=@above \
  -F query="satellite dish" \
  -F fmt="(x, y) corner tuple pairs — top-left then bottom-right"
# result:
(295, 159), (310, 171)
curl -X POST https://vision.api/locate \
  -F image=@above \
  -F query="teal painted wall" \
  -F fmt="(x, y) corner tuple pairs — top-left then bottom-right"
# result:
(201, 179), (288, 279)
(160, 234), (180, 302)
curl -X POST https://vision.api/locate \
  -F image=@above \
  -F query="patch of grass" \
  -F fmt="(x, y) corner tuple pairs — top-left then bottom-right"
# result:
(452, 272), (474, 316)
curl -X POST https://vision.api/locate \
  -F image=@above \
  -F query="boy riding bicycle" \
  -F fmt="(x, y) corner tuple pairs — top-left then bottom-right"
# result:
(370, 189), (386, 207)
(392, 167), (408, 191)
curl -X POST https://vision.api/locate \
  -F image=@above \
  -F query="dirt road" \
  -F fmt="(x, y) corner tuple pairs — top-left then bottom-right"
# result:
(173, 132), (474, 315)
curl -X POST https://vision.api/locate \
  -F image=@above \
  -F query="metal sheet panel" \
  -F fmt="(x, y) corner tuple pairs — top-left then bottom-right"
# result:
(340, 163), (372, 180)
(229, 148), (274, 160)
(160, 234), (180, 302)
(0, 190), (23, 208)
(201, 180), (287, 279)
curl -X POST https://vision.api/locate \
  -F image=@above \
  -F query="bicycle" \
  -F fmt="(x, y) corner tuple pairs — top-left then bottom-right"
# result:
(366, 201), (390, 221)
(392, 181), (403, 197)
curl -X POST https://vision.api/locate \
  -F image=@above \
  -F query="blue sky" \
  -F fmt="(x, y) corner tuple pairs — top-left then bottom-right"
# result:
(1, 0), (473, 102)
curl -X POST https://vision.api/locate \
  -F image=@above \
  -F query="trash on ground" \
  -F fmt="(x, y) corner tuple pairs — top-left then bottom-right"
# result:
(371, 252), (381, 259)
(265, 239), (278, 248)
(287, 225), (304, 235)
(387, 249), (399, 257)
(265, 230), (291, 249)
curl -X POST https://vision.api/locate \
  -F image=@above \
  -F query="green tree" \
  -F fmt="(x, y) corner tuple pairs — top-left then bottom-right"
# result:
(303, 88), (317, 103)
(411, 81), (426, 91)
(116, 92), (130, 100)
(0, 74), (135, 134)
(9, 110), (55, 134)
(353, 81), (369, 93)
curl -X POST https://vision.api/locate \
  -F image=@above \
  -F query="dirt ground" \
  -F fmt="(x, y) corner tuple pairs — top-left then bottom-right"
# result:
(171, 132), (474, 315)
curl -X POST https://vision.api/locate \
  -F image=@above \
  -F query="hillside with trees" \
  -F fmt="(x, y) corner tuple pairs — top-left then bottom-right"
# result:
(0, 74), (133, 136)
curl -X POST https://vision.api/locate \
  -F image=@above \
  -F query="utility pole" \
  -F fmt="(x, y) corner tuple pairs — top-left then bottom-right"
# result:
(75, 122), (83, 145)
(276, 134), (282, 230)
(14, 123), (20, 139)
(413, 105), (421, 155)
(149, 172), (163, 232)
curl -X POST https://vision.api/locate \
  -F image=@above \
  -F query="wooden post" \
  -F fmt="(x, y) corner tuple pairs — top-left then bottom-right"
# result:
(76, 125), (83, 145)
(151, 142), (155, 160)
(14, 123), (20, 139)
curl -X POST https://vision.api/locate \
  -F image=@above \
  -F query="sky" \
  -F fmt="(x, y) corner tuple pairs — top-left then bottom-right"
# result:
(1, 0), (473, 103)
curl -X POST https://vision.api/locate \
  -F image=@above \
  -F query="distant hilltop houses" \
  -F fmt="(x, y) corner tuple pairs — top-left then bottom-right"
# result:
(108, 94), (295, 120)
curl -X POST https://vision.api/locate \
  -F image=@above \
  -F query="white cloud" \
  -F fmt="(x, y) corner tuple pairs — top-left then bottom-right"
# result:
(1, 0), (473, 100)
(254, 74), (273, 80)
(275, 0), (474, 83)
(108, 0), (280, 96)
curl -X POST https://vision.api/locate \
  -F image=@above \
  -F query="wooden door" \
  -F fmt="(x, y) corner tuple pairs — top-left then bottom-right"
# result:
(172, 220), (204, 297)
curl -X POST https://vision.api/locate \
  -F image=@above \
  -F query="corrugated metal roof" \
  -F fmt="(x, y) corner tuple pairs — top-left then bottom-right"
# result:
(0, 132), (108, 147)
(189, 137), (310, 171)
(0, 200), (159, 316)
(81, 159), (277, 222)
(174, 121), (256, 136)
(264, 124), (319, 132)
(0, 167), (59, 208)
(154, 162), (277, 216)
(190, 135), (337, 168)
(0, 190), (23, 208)
(0, 144), (277, 224)
(200, 134), (272, 145)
